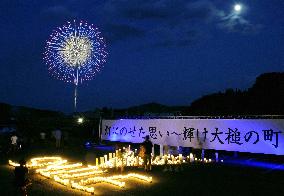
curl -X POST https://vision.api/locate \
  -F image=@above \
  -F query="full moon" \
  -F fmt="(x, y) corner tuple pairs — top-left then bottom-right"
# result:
(234, 4), (242, 12)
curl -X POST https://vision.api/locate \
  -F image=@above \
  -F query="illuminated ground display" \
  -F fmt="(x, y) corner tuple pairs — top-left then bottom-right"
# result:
(8, 147), (284, 195)
(9, 154), (153, 194)
(8, 148), (218, 194)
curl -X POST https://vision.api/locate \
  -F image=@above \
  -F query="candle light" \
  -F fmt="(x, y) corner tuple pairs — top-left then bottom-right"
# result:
(178, 154), (182, 162)
(100, 157), (104, 165)
(109, 153), (112, 160)
(9, 156), (153, 195)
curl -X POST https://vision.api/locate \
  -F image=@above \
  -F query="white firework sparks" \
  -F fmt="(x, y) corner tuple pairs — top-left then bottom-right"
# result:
(44, 20), (108, 83)
(59, 36), (93, 67)
(43, 20), (108, 111)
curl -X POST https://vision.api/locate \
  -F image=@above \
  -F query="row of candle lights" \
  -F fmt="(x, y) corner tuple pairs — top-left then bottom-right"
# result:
(9, 155), (152, 194)
(97, 147), (223, 168)
(8, 147), (223, 194)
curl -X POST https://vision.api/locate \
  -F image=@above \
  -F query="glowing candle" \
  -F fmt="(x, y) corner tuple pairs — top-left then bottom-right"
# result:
(9, 155), (154, 195)
(100, 157), (104, 165)
(178, 154), (182, 162)
(109, 153), (112, 160)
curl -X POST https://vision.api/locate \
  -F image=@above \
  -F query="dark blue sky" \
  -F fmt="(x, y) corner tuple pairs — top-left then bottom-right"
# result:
(0, 0), (283, 113)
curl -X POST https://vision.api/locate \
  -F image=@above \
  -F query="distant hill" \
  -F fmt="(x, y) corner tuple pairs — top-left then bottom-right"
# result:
(0, 103), (11, 123)
(189, 72), (284, 115)
(0, 102), (64, 125)
(97, 103), (187, 118)
(123, 102), (186, 116)
(1, 72), (283, 120)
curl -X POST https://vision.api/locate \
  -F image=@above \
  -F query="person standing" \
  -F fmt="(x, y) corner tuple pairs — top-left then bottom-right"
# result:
(14, 159), (31, 195)
(54, 128), (62, 148)
(11, 133), (18, 153)
(40, 131), (46, 147)
(40, 132), (46, 140)
(14, 159), (29, 186)
(142, 135), (153, 171)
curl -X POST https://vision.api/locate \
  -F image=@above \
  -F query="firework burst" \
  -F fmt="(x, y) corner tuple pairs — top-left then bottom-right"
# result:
(44, 20), (107, 84)
(43, 20), (108, 111)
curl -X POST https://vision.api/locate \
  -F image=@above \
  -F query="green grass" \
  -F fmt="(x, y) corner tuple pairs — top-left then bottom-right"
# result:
(1, 142), (284, 196)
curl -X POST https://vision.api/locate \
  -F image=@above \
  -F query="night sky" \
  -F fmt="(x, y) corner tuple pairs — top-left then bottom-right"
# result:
(0, 0), (283, 113)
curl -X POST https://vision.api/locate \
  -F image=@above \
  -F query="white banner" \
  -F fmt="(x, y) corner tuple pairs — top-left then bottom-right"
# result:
(101, 119), (284, 155)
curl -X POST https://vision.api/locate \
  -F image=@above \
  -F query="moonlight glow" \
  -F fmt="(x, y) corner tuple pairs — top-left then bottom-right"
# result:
(43, 20), (108, 83)
(234, 4), (242, 12)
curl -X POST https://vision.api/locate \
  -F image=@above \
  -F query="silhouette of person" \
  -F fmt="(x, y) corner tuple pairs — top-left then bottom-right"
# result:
(14, 159), (29, 187)
(142, 135), (153, 171)
(54, 128), (62, 148)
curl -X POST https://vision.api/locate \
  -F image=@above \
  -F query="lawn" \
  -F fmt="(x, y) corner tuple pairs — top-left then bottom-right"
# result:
(1, 141), (284, 196)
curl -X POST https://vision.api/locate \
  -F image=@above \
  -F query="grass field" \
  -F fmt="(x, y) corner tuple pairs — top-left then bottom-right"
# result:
(1, 142), (284, 196)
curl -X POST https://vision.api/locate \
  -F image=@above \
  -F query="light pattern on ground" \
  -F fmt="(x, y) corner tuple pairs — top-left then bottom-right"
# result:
(9, 156), (152, 194)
